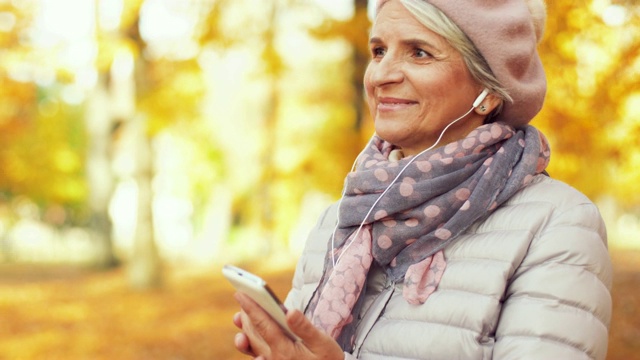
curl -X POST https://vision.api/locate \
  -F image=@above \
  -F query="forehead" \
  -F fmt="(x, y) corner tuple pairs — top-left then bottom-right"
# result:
(373, 1), (419, 29)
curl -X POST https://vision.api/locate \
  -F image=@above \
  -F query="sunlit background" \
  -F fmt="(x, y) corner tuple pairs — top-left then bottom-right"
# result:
(0, 0), (638, 358)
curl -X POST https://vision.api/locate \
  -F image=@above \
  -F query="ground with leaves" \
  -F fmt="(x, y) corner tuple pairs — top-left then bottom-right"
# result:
(0, 248), (637, 360)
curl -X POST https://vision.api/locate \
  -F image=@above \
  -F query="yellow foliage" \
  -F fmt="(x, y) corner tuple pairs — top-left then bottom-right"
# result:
(0, 0), (638, 251)
(536, 0), (640, 206)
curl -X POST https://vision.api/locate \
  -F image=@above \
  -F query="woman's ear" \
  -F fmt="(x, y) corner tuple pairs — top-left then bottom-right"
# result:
(474, 93), (502, 116)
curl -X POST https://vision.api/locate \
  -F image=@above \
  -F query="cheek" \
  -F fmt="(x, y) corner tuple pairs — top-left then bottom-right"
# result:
(363, 68), (373, 98)
(363, 71), (376, 110)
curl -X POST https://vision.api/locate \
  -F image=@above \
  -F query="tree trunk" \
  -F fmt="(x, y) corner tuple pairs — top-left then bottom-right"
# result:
(127, 114), (162, 290)
(124, 14), (163, 289)
(352, 0), (370, 130)
(84, 71), (118, 268)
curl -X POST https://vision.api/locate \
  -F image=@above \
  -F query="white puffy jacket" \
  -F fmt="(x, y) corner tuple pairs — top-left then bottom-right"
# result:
(285, 175), (612, 360)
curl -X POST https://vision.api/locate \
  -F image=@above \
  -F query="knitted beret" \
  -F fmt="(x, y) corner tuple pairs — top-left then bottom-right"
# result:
(400, 0), (548, 127)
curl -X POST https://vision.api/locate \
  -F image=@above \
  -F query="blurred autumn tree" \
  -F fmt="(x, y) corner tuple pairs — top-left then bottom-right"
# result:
(0, 1), (85, 214)
(176, 0), (371, 259)
(309, 0), (370, 131)
(301, 0), (372, 176)
(537, 0), (640, 207)
(108, 0), (216, 287)
(0, 4), (35, 196)
(0, 0), (638, 275)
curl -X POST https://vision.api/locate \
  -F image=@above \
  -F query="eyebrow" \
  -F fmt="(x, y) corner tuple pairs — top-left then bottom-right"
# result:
(369, 37), (440, 51)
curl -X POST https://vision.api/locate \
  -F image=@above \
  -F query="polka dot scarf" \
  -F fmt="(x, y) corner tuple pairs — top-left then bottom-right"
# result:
(306, 123), (550, 350)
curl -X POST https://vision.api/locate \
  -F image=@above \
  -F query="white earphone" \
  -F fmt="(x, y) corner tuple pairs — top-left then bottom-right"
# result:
(473, 88), (490, 108)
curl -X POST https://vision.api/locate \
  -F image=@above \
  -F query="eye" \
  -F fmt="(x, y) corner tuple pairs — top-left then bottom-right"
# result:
(414, 48), (432, 58)
(371, 46), (386, 58)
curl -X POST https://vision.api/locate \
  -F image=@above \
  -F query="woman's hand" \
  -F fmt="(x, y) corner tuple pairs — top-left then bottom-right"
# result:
(233, 292), (344, 360)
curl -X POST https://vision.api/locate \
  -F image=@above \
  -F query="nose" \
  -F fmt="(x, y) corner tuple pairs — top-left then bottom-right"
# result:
(367, 55), (404, 87)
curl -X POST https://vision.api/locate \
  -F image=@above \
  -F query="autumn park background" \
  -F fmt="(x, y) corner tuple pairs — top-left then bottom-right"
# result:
(0, 0), (638, 359)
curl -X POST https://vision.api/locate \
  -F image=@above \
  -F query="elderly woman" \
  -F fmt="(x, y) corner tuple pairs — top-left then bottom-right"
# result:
(232, 0), (612, 359)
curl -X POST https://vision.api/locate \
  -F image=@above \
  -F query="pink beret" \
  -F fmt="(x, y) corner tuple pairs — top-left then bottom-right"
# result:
(404, 0), (548, 127)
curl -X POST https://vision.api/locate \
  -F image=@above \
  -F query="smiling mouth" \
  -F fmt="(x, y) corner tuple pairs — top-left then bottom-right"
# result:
(377, 98), (417, 111)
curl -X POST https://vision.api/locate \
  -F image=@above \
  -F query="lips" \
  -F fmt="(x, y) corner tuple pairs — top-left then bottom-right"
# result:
(377, 97), (417, 111)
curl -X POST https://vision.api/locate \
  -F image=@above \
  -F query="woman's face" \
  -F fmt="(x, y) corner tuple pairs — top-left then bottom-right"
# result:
(364, 1), (486, 156)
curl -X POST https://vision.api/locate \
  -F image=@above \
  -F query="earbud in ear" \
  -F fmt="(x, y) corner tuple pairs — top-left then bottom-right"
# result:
(473, 89), (490, 108)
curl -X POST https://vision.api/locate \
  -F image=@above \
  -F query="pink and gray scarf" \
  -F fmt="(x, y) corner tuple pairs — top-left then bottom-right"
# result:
(305, 122), (551, 350)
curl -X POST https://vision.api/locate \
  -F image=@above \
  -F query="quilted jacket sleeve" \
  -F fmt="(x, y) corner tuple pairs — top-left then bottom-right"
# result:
(285, 204), (337, 312)
(493, 190), (613, 360)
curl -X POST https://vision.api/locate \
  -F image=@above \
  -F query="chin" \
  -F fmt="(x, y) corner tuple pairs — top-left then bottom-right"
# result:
(373, 130), (406, 149)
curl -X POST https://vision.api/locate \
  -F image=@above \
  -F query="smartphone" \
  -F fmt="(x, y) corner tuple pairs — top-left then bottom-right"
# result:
(222, 264), (300, 341)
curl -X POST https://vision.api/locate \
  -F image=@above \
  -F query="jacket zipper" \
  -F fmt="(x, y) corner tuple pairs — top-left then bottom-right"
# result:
(352, 278), (396, 356)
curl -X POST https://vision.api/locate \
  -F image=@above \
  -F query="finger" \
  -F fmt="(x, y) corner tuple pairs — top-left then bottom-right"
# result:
(234, 332), (256, 357)
(286, 309), (345, 358)
(286, 309), (320, 344)
(234, 292), (286, 340)
(235, 291), (294, 354)
(235, 295), (273, 355)
(233, 311), (243, 329)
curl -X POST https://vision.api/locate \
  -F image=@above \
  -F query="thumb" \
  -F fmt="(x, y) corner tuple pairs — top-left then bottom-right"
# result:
(286, 309), (323, 345)
(286, 309), (345, 359)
